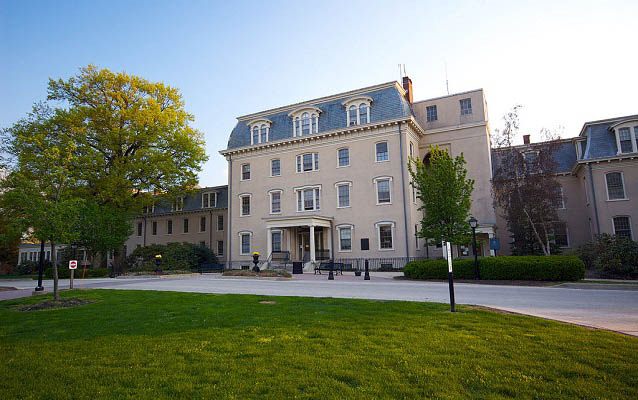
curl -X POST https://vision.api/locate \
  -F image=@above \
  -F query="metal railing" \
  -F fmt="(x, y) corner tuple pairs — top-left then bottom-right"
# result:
(333, 257), (426, 271)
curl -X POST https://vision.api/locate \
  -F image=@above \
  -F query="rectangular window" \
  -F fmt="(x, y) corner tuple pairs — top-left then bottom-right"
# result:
(202, 192), (216, 208)
(21, 252), (27, 262)
(556, 186), (565, 209)
(217, 240), (224, 256)
(217, 215), (224, 231)
(415, 224), (419, 249)
(460, 98), (472, 115)
(167, 219), (173, 235)
(240, 195), (251, 216)
(296, 188), (320, 211)
(271, 159), (280, 176)
(183, 218), (189, 233)
(376, 142), (389, 162)
(296, 153), (319, 172)
(271, 191), (281, 213)
(152, 221), (157, 236)
(426, 105), (438, 122)
(339, 227), (352, 251)
(606, 172), (626, 200)
(200, 216), (206, 232)
(241, 164), (250, 180)
(613, 216), (632, 239)
(240, 233), (251, 255)
(172, 197), (184, 212)
(337, 184), (350, 208)
(272, 231), (282, 252)
(137, 222), (143, 236)
(552, 222), (569, 247)
(379, 225), (393, 250)
(338, 148), (350, 167)
(619, 128), (632, 153)
(376, 179), (391, 204)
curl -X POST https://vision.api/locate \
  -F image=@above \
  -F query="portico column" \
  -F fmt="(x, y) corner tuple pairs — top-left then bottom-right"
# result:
(266, 228), (272, 258)
(488, 232), (495, 256)
(309, 225), (316, 263)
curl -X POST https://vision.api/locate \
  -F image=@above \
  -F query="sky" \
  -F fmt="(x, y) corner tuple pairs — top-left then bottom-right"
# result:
(1, 0), (636, 187)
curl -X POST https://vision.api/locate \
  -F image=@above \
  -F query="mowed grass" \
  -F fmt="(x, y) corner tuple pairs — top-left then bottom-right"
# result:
(0, 290), (636, 399)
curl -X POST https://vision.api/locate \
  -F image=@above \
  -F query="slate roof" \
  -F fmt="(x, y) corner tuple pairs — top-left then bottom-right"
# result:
(148, 186), (228, 216)
(226, 83), (414, 150)
(490, 140), (576, 175)
(580, 115), (638, 160)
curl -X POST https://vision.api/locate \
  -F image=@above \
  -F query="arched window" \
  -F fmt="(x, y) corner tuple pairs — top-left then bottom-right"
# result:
(349, 106), (357, 126)
(252, 126), (259, 145)
(248, 118), (272, 145)
(295, 117), (300, 136)
(359, 104), (368, 124)
(260, 124), (267, 143)
(302, 113), (310, 135)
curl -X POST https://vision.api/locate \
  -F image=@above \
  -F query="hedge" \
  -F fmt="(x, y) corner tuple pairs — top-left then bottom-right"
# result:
(403, 256), (585, 281)
(35, 267), (111, 279)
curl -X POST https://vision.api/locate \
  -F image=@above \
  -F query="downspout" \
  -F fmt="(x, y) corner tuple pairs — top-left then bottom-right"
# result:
(330, 220), (334, 260)
(227, 155), (233, 266)
(398, 122), (410, 257)
(209, 209), (213, 250)
(588, 163), (601, 235)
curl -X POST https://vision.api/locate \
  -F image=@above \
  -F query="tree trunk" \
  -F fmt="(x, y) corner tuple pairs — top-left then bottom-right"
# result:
(522, 207), (548, 256)
(51, 242), (59, 301)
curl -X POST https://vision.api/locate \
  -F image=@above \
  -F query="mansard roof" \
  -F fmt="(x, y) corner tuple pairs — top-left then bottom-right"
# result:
(578, 114), (638, 160)
(146, 185), (228, 216)
(490, 139), (576, 176)
(225, 82), (414, 150)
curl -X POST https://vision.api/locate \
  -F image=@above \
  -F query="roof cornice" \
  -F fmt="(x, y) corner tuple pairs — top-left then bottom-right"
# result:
(571, 153), (638, 174)
(578, 114), (638, 137)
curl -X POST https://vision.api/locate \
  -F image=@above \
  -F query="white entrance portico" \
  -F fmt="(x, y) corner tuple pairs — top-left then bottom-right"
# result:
(263, 216), (333, 265)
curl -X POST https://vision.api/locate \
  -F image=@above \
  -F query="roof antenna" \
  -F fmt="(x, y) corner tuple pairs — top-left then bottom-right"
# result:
(403, 64), (406, 78)
(444, 61), (449, 95)
(398, 64), (402, 80)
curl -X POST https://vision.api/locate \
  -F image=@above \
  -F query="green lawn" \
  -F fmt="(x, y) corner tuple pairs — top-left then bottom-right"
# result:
(0, 290), (636, 399)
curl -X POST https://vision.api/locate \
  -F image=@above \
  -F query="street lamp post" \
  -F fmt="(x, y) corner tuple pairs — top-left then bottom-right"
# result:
(35, 241), (45, 292)
(154, 254), (162, 273)
(469, 217), (480, 280)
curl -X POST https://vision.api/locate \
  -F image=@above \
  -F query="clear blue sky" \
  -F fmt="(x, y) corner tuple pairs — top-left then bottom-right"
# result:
(1, 0), (636, 187)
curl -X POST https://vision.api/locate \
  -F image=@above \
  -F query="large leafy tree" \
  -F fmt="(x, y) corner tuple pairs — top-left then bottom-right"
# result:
(491, 106), (563, 255)
(409, 145), (475, 246)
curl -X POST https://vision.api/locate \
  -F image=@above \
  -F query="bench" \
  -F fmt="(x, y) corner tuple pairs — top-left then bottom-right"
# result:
(314, 262), (344, 275)
(197, 264), (224, 273)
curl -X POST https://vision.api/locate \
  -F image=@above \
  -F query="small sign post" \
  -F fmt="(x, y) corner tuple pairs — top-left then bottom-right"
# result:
(69, 260), (78, 289)
(445, 241), (456, 312)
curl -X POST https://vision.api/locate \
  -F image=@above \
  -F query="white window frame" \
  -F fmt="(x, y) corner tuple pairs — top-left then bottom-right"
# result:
(557, 186), (565, 209)
(271, 229), (283, 252)
(551, 221), (570, 248)
(239, 193), (252, 217)
(460, 98), (472, 115)
(615, 127), (636, 154)
(270, 158), (281, 177)
(295, 185), (321, 212)
(373, 176), (393, 205)
(604, 171), (627, 201)
(240, 163), (251, 181)
(337, 147), (350, 168)
(296, 153), (319, 173)
(336, 224), (354, 252)
(248, 119), (272, 145)
(335, 181), (352, 208)
(426, 105), (438, 122)
(202, 192), (217, 208)
(375, 221), (395, 251)
(612, 216), (633, 240)
(269, 189), (283, 214)
(171, 196), (184, 212)
(238, 231), (253, 255)
(199, 216), (207, 233)
(288, 106), (322, 137)
(375, 141), (389, 163)
(342, 96), (372, 127)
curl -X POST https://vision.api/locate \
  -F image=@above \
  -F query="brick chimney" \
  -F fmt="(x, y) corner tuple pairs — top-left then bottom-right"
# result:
(523, 134), (531, 145)
(402, 76), (413, 104)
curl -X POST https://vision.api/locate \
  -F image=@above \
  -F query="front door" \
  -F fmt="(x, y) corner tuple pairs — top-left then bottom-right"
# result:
(297, 229), (323, 261)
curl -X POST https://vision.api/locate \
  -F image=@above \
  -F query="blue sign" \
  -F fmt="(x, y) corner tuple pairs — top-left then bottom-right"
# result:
(489, 238), (500, 250)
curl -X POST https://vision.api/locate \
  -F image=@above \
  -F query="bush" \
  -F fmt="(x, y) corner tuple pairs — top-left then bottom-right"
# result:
(41, 267), (110, 279)
(577, 234), (638, 279)
(125, 243), (218, 271)
(403, 256), (584, 281)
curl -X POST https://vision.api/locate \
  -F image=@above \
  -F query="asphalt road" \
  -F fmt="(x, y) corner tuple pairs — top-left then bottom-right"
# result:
(3, 274), (638, 336)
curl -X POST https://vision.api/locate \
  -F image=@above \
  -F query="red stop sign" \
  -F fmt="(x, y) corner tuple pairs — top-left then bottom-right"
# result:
(69, 260), (78, 270)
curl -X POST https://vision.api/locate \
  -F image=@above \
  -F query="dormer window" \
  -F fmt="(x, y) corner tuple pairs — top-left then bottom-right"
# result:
(342, 96), (372, 126)
(289, 106), (321, 137)
(248, 119), (272, 145)
(611, 119), (638, 154)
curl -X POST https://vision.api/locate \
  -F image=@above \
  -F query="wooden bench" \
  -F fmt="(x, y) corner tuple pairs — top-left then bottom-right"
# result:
(197, 264), (224, 273)
(314, 262), (344, 275)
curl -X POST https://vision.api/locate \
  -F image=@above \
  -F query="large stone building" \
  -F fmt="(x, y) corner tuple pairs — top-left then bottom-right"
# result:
(220, 78), (496, 268)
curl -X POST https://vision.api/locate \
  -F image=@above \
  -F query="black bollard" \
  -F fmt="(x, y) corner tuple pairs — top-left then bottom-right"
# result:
(328, 263), (334, 280)
(364, 260), (370, 280)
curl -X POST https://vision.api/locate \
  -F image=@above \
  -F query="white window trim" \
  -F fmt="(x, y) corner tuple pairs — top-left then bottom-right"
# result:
(336, 147), (350, 168)
(375, 221), (396, 251)
(335, 181), (352, 209)
(551, 221), (570, 248)
(171, 196), (184, 212)
(240, 163), (251, 181)
(248, 118), (272, 145)
(342, 96), (372, 127)
(182, 217), (190, 234)
(238, 231), (253, 255)
(288, 106), (322, 137)
(426, 105), (438, 122)
(269, 189), (283, 214)
(270, 158), (281, 177)
(202, 191), (217, 209)
(557, 186), (565, 209)
(336, 224), (354, 253)
(271, 229), (283, 252)
(296, 153), (319, 173)
(613, 125), (637, 155)
(604, 171), (628, 201)
(373, 176), (393, 205)
(612, 216), (633, 240)
(238, 193), (252, 217)
(294, 185), (321, 212)
(375, 141), (390, 163)
(460, 98), (473, 115)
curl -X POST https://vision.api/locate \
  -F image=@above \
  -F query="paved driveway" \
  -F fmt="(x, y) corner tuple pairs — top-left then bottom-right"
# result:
(3, 274), (638, 336)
